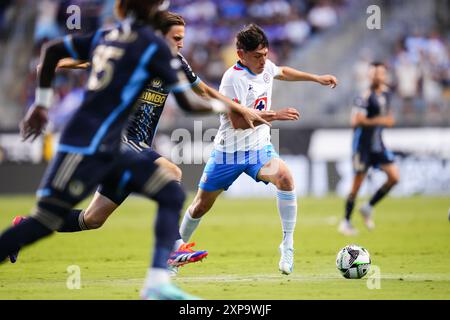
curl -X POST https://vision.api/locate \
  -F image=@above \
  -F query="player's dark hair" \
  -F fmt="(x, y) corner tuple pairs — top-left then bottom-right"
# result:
(236, 24), (269, 52)
(115, 0), (163, 22)
(154, 11), (185, 35)
(371, 61), (385, 68)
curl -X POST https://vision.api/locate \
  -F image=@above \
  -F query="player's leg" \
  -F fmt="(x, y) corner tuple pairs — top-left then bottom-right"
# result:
(360, 162), (399, 226)
(338, 172), (366, 236)
(54, 154), (182, 232)
(256, 156), (297, 275)
(117, 151), (198, 299)
(0, 152), (109, 263)
(360, 152), (398, 229)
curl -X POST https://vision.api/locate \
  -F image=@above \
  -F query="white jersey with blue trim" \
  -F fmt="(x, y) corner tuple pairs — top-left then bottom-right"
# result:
(214, 59), (281, 152)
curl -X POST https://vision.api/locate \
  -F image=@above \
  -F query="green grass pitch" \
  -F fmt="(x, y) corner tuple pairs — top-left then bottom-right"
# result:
(0, 195), (449, 299)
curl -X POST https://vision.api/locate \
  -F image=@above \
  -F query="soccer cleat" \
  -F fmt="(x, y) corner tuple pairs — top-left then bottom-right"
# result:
(140, 283), (201, 300)
(9, 216), (27, 263)
(359, 203), (375, 230)
(167, 242), (208, 267)
(278, 244), (294, 275)
(338, 219), (358, 236)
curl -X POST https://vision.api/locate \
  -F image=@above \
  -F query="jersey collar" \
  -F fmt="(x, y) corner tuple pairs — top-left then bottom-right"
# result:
(234, 61), (257, 76)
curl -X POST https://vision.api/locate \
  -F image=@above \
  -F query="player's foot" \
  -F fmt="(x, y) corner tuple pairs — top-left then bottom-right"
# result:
(9, 216), (27, 263)
(359, 203), (375, 230)
(167, 242), (208, 268)
(140, 283), (201, 300)
(278, 244), (294, 275)
(338, 219), (358, 236)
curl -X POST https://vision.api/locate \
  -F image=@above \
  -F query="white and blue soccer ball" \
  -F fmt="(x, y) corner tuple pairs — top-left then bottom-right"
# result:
(336, 244), (371, 279)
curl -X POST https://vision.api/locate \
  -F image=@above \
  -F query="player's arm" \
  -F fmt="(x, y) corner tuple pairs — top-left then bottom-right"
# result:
(230, 107), (300, 130)
(21, 34), (95, 141)
(192, 80), (272, 129)
(21, 39), (75, 141)
(275, 66), (338, 88)
(351, 111), (395, 128)
(56, 58), (90, 69)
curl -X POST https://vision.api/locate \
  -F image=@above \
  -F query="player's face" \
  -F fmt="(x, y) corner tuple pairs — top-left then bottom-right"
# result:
(165, 25), (185, 53)
(370, 66), (387, 86)
(238, 45), (268, 74)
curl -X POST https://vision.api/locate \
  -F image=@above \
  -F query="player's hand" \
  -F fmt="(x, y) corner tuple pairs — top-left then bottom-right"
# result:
(383, 115), (395, 127)
(239, 107), (272, 129)
(317, 75), (338, 88)
(20, 105), (48, 142)
(275, 107), (300, 121)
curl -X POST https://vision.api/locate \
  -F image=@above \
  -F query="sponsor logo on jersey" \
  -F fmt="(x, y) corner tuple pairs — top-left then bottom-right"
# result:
(139, 89), (168, 107)
(254, 97), (268, 111)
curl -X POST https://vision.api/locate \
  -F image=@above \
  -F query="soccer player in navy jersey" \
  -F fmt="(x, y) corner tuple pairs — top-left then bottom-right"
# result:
(9, 11), (269, 270)
(338, 62), (400, 236)
(0, 0), (246, 300)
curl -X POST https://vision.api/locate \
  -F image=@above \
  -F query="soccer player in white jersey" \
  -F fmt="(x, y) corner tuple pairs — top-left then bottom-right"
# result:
(169, 24), (338, 275)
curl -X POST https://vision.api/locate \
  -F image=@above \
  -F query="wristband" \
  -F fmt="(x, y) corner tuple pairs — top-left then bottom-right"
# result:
(35, 88), (54, 109)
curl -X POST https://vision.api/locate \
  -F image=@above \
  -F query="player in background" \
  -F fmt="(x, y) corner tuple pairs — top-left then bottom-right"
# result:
(170, 24), (338, 275)
(338, 62), (399, 236)
(0, 0), (234, 300)
(9, 11), (271, 268)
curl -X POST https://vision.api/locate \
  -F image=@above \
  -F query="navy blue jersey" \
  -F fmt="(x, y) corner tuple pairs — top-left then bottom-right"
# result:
(126, 53), (199, 148)
(352, 90), (391, 153)
(57, 19), (182, 155)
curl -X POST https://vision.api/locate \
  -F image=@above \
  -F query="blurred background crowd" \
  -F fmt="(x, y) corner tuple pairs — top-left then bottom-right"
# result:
(0, 0), (449, 134)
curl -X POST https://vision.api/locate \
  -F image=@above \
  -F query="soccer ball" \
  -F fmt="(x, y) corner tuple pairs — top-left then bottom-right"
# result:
(336, 244), (371, 279)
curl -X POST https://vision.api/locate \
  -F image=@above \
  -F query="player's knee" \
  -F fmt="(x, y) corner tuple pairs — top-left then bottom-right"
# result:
(388, 174), (400, 186)
(170, 165), (182, 182)
(275, 171), (294, 190)
(83, 212), (106, 229)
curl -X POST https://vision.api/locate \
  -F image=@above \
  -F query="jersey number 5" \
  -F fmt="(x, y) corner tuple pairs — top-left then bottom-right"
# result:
(87, 45), (124, 91)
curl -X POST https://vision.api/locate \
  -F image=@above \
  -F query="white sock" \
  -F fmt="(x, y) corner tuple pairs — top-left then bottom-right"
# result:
(172, 238), (185, 252)
(276, 190), (297, 249)
(179, 208), (201, 242)
(144, 268), (170, 289)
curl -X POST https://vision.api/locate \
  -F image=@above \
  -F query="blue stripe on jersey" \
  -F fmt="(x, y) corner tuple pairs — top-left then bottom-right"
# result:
(118, 170), (132, 191)
(63, 36), (79, 60)
(36, 188), (52, 198)
(58, 43), (159, 155)
(91, 29), (104, 50)
(352, 127), (362, 153)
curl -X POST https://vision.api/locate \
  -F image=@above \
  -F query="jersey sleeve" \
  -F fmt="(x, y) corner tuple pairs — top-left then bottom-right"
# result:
(265, 59), (281, 78)
(219, 74), (248, 106)
(351, 95), (368, 116)
(178, 54), (200, 86)
(63, 31), (100, 61)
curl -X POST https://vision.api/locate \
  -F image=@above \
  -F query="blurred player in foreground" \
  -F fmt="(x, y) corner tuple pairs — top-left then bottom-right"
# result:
(0, 0), (245, 300)
(10, 11), (269, 271)
(171, 24), (338, 275)
(338, 62), (399, 236)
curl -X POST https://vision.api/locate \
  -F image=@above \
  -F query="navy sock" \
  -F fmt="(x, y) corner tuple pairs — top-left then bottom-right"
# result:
(151, 181), (186, 269)
(58, 210), (86, 232)
(0, 217), (53, 262)
(369, 184), (393, 206)
(345, 195), (356, 221)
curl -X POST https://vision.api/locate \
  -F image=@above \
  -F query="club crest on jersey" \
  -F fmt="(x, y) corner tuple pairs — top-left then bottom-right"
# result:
(151, 78), (162, 88)
(263, 73), (270, 83)
(254, 97), (268, 111)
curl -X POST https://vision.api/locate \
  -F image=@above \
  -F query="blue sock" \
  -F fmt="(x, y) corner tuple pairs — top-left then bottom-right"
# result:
(58, 210), (87, 232)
